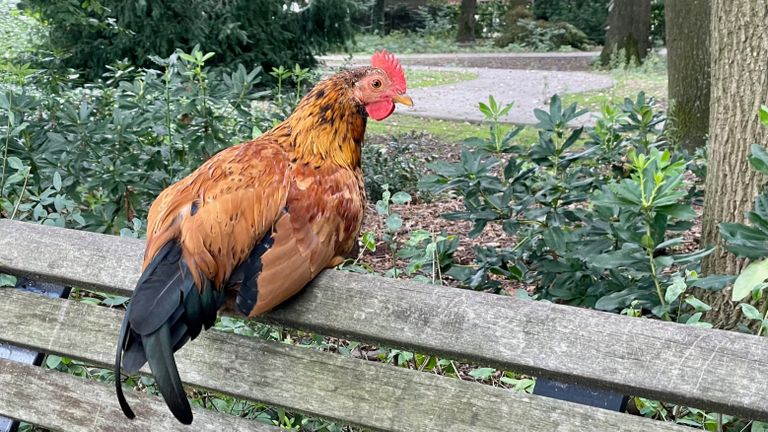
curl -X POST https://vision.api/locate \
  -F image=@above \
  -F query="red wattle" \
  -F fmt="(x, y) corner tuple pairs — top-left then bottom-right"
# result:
(366, 100), (395, 121)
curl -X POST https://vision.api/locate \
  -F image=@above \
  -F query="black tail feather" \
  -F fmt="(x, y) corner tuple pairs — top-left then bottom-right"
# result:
(144, 323), (193, 424)
(115, 240), (224, 424)
(115, 306), (136, 420)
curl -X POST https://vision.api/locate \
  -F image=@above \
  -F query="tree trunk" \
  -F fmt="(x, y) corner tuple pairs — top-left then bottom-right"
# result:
(599, 0), (652, 66)
(665, 0), (711, 152)
(372, 0), (386, 34)
(700, 0), (768, 328)
(456, 0), (477, 43)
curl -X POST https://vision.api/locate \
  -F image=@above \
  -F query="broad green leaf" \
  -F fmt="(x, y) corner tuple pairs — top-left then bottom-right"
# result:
(45, 354), (62, 369)
(741, 303), (762, 321)
(665, 276), (686, 304)
(760, 105), (768, 126)
(685, 313), (713, 329)
(0, 273), (16, 287)
(684, 296), (711, 312)
(733, 258), (768, 301)
(362, 232), (376, 252)
(390, 192), (412, 205)
(375, 199), (388, 215)
(6, 156), (23, 170)
(468, 367), (495, 381)
(386, 214), (402, 232)
(53, 172), (62, 191)
(101, 295), (130, 307)
(749, 144), (768, 175)
(589, 246), (644, 269)
(478, 102), (492, 118)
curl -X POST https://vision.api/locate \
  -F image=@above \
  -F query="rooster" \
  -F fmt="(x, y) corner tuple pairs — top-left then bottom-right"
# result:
(115, 50), (412, 424)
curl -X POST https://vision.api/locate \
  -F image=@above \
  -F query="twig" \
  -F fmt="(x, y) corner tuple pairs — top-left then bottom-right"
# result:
(10, 168), (29, 220)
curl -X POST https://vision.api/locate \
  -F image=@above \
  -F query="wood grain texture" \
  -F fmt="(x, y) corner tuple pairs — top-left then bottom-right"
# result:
(0, 359), (279, 432)
(1, 220), (767, 421)
(0, 289), (684, 432)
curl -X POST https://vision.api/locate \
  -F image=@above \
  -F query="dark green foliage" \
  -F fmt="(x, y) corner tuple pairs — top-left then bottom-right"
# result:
(355, 0), (510, 39)
(0, 48), (277, 233)
(421, 94), (724, 320)
(362, 132), (432, 201)
(495, 18), (591, 51)
(495, 5), (591, 51)
(20, 0), (357, 79)
(533, 0), (609, 44)
(650, 0), (666, 46)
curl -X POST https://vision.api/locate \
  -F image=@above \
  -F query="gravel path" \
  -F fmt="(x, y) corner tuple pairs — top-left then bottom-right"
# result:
(321, 51), (602, 71)
(398, 65), (614, 125)
(322, 54), (615, 125)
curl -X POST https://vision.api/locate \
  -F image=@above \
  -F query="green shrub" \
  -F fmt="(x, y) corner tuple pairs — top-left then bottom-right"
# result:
(533, 0), (609, 45)
(495, 6), (590, 51)
(19, 0), (358, 79)
(420, 94), (725, 320)
(0, 47), (278, 232)
(362, 132), (433, 202)
(495, 18), (591, 51)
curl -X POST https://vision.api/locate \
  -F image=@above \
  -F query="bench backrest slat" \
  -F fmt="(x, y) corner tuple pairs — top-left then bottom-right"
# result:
(0, 289), (687, 431)
(1, 219), (766, 421)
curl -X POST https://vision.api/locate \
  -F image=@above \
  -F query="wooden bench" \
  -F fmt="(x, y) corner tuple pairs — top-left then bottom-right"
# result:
(0, 218), (766, 431)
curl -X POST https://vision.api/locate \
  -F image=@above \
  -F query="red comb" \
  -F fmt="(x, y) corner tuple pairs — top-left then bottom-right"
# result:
(371, 49), (406, 93)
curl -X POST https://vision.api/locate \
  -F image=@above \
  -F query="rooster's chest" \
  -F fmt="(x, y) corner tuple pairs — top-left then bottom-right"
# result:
(287, 164), (365, 255)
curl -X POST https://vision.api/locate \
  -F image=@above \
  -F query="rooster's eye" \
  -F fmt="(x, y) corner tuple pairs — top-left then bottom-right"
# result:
(371, 79), (382, 89)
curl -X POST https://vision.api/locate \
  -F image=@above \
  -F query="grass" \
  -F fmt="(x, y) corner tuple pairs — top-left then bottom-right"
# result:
(407, 69), (478, 89)
(562, 55), (669, 112)
(367, 114), (539, 144)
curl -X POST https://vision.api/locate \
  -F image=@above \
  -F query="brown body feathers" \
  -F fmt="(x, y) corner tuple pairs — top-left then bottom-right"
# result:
(116, 51), (411, 425)
(144, 70), (368, 315)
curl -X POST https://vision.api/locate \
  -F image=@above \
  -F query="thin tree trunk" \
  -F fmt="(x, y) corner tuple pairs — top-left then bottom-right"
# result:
(372, 0), (386, 34)
(456, 0), (477, 43)
(700, 0), (768, 328)
(666, 0), (711, 152)
(600, 0), (652, 66)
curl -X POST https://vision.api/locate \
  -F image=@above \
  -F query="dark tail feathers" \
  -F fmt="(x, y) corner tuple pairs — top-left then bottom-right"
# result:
(115, 241), (224, 424)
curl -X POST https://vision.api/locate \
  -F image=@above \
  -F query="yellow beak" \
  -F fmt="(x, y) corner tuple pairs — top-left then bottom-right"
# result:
(392, 93), (414, 107)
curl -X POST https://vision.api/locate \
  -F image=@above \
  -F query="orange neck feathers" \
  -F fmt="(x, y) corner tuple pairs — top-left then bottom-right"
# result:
(284, 70), (368, 169)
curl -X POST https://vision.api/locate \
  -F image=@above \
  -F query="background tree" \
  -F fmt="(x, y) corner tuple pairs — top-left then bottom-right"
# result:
(665, 0), (710, 152)
(600, 0), (652, 65)
(533, 0), (609, 45)
(701, 0), (768, 328)
(372, 0), (386, 34)
(456, 0), (477, 43)
(21, 0), (357, 79)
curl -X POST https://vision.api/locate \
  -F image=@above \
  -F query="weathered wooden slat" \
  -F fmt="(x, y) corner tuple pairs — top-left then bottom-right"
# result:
(0, 289), (684, 432)
(0, 359), (279, 432)
(1, 219), (767, 420)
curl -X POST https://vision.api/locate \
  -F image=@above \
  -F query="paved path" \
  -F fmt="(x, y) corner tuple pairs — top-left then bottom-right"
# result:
(321, 54), (615, 125)
(320, 51), (602, 71)
(398, 65), (613, 125)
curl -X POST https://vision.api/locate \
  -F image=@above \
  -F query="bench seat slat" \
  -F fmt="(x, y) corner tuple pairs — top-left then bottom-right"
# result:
(1, 219), (766, 421)
(0, 358), (279, 432)
(0, 289), (685, 432)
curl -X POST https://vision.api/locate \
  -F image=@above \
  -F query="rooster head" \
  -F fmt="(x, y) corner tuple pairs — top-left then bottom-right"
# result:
(354, 50), (413, 121)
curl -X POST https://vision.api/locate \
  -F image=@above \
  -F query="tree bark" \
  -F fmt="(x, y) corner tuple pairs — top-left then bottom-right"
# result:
(456, 0), (477, 43)
(600, 0), (652, 66)
(665, 0), (711, 152)
(700, 0), (768, 328)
